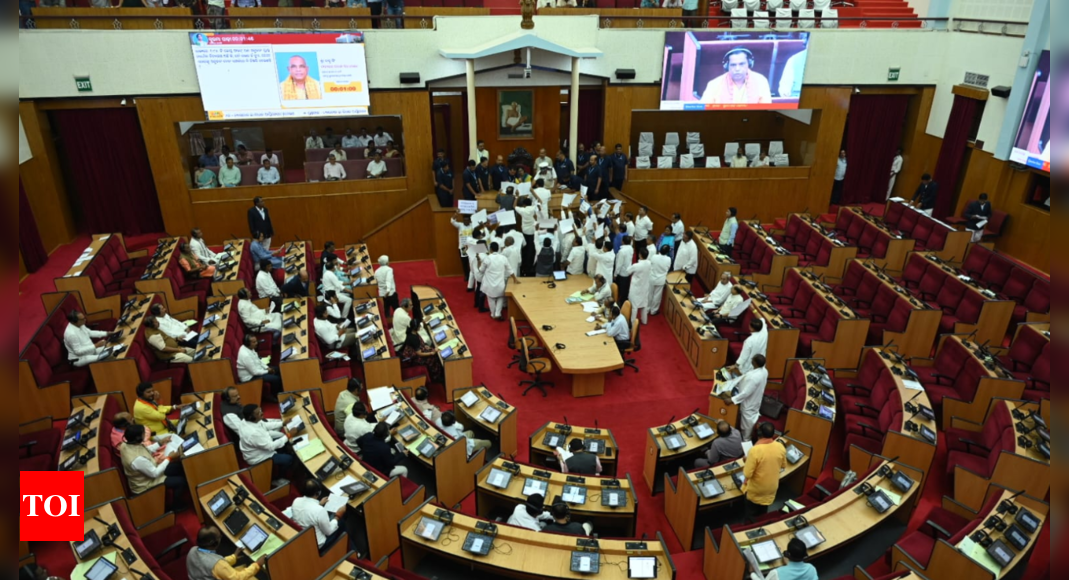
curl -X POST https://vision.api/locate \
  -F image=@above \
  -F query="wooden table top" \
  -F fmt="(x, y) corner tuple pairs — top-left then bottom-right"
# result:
(953, 489), (1049, 580)
(872, 349), (938, 444)
(199, 477), (298, 548)
(692, 229), (739, 269)
(956, 336), (1016, 380)
(196, 296), (233, 361)
(316, 560), (391, 580)
(1004, 400), (1049, 464)
(506, 276), (623, 375)
(214, 239), (246, 283)
(351, 297), (392, 363)
(374, 388), (448, 470)
(179, 392), (222, 453)
(282, 241), (309, 280)
(477, 457), (638, 518)
(58, 395), (108, 474)
(453, 386), (516, 438)
(791, 213), (855, 248)
(400, 504), (674, 580)
(343, 243), (376, 294)
(62, 234), (116, 278)
(74, 503), (159, 579)
(106, 294), (156, 360)
(530, 422), (619, 464)
(647, 413), (723, 461)
(683, 435), (812, 509)
(281, 299), (313, 362)
(665, 271), (728, 343)
(412, 285), (473, 364)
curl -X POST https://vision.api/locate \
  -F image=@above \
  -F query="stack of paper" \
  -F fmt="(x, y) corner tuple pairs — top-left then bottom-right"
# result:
(368, 387), (397, 412)
(586, 329), (607, 337)
(581, 302), (601, 313)
(296, 439), (326, 461)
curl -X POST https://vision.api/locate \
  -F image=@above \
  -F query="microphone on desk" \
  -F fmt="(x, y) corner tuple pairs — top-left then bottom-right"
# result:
(230, 233), (240, 241)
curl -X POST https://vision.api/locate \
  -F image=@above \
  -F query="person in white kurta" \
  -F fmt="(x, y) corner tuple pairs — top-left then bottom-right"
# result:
(674, 232), (699, 277)
(627, 250), (653, 325)
(502, 237), (522, 279)
(236, 291), (283, 339)
(585, 240), (616, 283)
(478, 243), (519, 320)
(705, 274), (734, 309)
(648, 246), (673, 316)
(321, 263), (352, 319)
(736, 319), (768, 374)
(888, 149), (904, 199)
(727, 356), (769, 441)
(563, 237), (587, 276)
(64, 312), (109, 367)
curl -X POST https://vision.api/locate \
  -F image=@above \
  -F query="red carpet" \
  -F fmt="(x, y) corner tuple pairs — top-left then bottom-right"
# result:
(21, 243), (1049, 580)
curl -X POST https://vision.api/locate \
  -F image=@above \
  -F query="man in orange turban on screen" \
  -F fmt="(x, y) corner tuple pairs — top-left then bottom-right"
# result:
(700, 48), (772, 106)
(280, 55), (323, 101)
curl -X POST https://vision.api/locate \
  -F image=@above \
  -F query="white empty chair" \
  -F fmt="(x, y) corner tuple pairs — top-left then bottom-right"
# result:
(789, 0), (805, 11)
(639, 132), (655, 144)
(706, 156), (722, 168)
(766, 0), (784, 10)
(679, 154), (695, 169)
(686, 132), (701, 145)
(814, 0), (830, 12)
(768, 141), (785, 157)
(638, 142), (654, 157)
(775, 7), (793, 28)
(689, 143), (706, 157)
(636, 156), (651, 169)
(821, 8), (839, 28)
(662, 144), (678, 158)
(664, 132), (680, 147)
(657, 156), (674, 169)
(744, 0), (761, 12)
(731, 8), (749, 28)
(754, 10), (770, 28)
(744, 143), (761, 161)
(775, 153), (790, 167)
(798, 9), (816, 28)
(724, 142), (740, 160)
(721, 0), (740, 12)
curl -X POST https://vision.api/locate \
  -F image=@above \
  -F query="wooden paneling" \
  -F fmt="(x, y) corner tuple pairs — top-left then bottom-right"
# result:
(33, 7), (196, 29)
(799, 87), (852, 213)
(475, 87), (562, 164)
(539, 8), (684, 27)
(404, 7), (491, 28)
(779, 110), (822, 167)
(602, 85), (661, 158)
(895, 86), (941, 200)
(431, 195), (464, 278)
(18, 101), (78, 254)
(362, 198), (435, 264)
(136, 91), (434, 247)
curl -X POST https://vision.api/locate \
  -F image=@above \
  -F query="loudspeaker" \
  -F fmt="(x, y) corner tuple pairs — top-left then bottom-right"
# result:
(399, 73), (421, 85)
(991, 86), (1012, 98)
(615, 69), (636, 81)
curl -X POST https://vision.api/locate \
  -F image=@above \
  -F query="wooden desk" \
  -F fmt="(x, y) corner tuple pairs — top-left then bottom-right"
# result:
(854, 261), (941, 361)
(179, 392), (242, 524)
(703, 458), (922, 578)
(913, 252), (1016, 349)
(212, 239), (248, 297)
(357, 297), (427, 395)
(88, 294), (174, 409)
(134, 238), (202, 316)
(453, 386), (520, 458)
(413, 285), (473, 401)
(770, 359), (836, 478)
(739, 221), (800, 289)
(845, 208), (916, 274)
(475, 189), (583, 215)
(282, 241), (312, 296)
(745, 287), (802, 381)
(940, 336), (1024, 426)
(664, 271), (728, 380)
(886, 200), (972, 262)
(279, 389), (426, 562)
(400, 502), (676, 579)
(475, 457), (640, 538)
(344, 243), (379, 299)
(188, 296), (243, 393)
(530, 422), (620, 478)
(664, 436), (812, 551)
(788, 214), (859, 283)
(33, 7), (194, 29)
(316, 556), (392, 580)
(506, 277), (624, 398)
(73, 503), (159, 580)
(54, 234), (152, 318)
(693, 228), (741, 291)
(794, 268), (872, 370)
(643, 413), (726, 493)
(538, 7), (685, 28)
(61, 395), (112, 502)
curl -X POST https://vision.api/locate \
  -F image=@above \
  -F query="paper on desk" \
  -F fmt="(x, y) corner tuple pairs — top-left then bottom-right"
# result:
(458, 200), (478, 215)
(494, 210), (517, 227)
(586, 329), (607, 337)
(889, 197), (906, 203)
(71, 553), (118, 580)
(183, 330), (199, 342)
(330, 475), (358, 495)
(286, 416), (303, 431)
(902, 380), (925, 392)
(368, 387), (398, 412)
(586, 317), (597, 323)
(185, 443), (206, 456)
(291, 436), (310, 451)
(752, 541), (781, 564)
(472, 209), (489, 226)
(248, 534), (284, 562)
(460, 391), (480, 408)
(581, 302), (601, 313)
(562, 193), (577, 208)
(297, 439), (327, 462)
(959, 537), (1002, 576)
(407, 436), (429, 456)
(881, 487), (904, 506)
(630, 558), (656, 579)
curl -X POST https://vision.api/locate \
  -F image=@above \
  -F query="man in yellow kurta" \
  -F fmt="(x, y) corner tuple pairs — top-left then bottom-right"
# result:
(133, 382), (190, 435)
(280, 55), (322, 101)
(742, 422), (787, 522)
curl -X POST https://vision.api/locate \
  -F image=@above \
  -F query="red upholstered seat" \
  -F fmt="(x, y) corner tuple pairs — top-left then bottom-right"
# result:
(917, 266), (945, 301)
(884, 202), (906, 227)
(894, 492), (1001, 569)
(898, 209), (918, 235)
(961, 245), (992, 279)
(948, 430), (1015, 477)
(834, 349), (886, 399)
(20, 455), (53, 471)
(1014, 281), (1049, 324)
(1001, 268), (1035, 304)
(899, 254), (927, 289)
(20, 428), (61, 462)
(843, 390), (902, 455)
(980, 256), (1014, 291)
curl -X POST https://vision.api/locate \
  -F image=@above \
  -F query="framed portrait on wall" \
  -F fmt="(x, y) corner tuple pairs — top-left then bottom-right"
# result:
(498, 89), (535, 140)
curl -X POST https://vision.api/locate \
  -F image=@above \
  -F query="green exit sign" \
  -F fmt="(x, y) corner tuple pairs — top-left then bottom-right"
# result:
(888, 68), (901, 82)
(75, 76), (93, 92)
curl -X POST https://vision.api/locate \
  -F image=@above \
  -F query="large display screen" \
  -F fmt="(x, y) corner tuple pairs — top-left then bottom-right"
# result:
(660, 31), (810, 111)
(1010, 50), (1050, 173)
(190, 32), (370, 121)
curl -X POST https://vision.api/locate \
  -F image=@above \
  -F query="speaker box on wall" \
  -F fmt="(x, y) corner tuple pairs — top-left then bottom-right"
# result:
(399, 73), (421, 85)
(991, 86), (1012, 98)
(615, 69), (637, 81)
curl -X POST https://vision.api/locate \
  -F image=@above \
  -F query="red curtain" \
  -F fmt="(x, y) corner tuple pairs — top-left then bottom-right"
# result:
(51, 109), (165, 236)
(842, 94), (909, 205)
(933, 95), (980, 219)
(561, 88), (605, 151)
(19, 179), (49, 273)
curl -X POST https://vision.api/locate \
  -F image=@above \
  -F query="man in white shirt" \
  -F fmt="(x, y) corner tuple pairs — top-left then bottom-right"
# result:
(333, 379), (362, 438)
(721, 355), (769, 440)
(888, 148), (903, 199)
(233, 404), (295, 473)
(674, 231), (699, 282)
(257, 159), (281, 185)
(355, 128), (373, 148)
(255, 259), (282, 306)
(260, 149), (280, 167)
(469, 140), (490, 165)
(737, 319), (768, 374)
(314, 304), (357, 352)
(613, 236), (635, 303)
(714, 286), (746, 322)
(450, 212), (475, 281)
(534, 148), (553, 171)
(585, 240), (616, 284)
(321, 261), (352, 319)
(305, 131), (324, 150)
(366, 152), (387, 179)
(507, 493), (555, 532)
(832, 150), (847, 204)
(149, 303), (195, 346)
(648, 245), (673, 317)
(329, 143), (348, 162)
(64, 310), (109, 367)
(375, 256), (399, 317)
(502, 236), (523, 280)
(634, 207), (654, 242)
(341, 129), (361, 148)
(290, 480), (346, 549)
(562, 236), (587, 276)
(515, 197), (541, 276)
(236, 335), (283, 395)
(373, 126), (393, 148)
(704, 273), (734, 309)
(189, 228), (219, 266)
(477, 242), (520, 321)
(587, 275), (613, 305)
(390, 299), (413, 348)
(599, 305), (631, 352)
(324, 155), (347, 181)
(627, 247), (653, 325)
(236, 288), (282, 340)
(343, 402), (375, 452)
(436, 411), (492, 458)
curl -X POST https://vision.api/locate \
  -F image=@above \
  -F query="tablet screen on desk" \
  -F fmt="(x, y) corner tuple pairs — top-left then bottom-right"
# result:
(280, 398), (296, 415)
(554, 271), (567, 281)
(74, 529), (102, 560)
(818, 406), (834, 421)
(280, 347), (295, 361)
(487, 469), (512, 490)
(523, 478), (548, 497)
(209, 490), (232, 517)
(440, 347), (454, 360)
(241, 524), (270, 554)
(416, 517), (444, 542)
(84, 557), (118, 580)
(629, 557), (658, 579)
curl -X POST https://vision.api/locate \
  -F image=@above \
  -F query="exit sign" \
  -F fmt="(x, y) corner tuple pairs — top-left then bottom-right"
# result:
(888, 68), (901, 82)
(75, 76), (93, 92)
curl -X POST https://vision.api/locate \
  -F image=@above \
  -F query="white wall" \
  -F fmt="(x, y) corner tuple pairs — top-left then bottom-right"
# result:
(19, 116), (32, 165)
(952, 0), (1034, 22)
(908, 0), (932, 17)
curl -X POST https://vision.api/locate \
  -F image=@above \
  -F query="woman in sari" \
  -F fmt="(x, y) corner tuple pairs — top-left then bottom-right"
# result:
(179, 242), (217, 279)
(195, 162), (217, 189)
(400, 324), (444, 384)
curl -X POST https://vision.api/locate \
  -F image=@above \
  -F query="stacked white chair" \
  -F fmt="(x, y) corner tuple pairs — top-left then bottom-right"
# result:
(664, 132), (680, 147)
(657, 156), (675, 169)
(821, 8), (839, 28)
(767, 0), (784, 10)
(754, 11), (770, 28)
(721, 0), (740, 12)
(680, 154), (695, 169)
(744, 143), (762, 161)
(636, 156), (652, 169)
(768, 141), (785, 157)
(689, 143), (706, 158)
(731, 8), (749, 28)
(798, 9), (816, 28)
(789, 0), (805, 12)
(775, 7), (793, 28)
(686, 132), (701, 145)
(744, 0), (761, 12)
(638, 142), (654, 157)
(706, 156), (723, 168)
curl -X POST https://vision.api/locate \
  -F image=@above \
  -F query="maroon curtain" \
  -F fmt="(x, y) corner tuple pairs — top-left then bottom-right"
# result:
(19, 179), (49, 273)
(52, 109), (165, 236)
(842, 94), (909, 205)
(561, 88), (605, 151)
(933, 95), (980, 219)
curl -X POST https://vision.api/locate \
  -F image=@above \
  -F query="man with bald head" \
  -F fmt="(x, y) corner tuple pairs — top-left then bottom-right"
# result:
(281, 267), (310, 299)
(280, 55), (322, 101)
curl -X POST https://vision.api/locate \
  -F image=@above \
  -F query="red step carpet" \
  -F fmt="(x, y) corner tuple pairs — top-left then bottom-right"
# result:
(20, 237), (1049, 580)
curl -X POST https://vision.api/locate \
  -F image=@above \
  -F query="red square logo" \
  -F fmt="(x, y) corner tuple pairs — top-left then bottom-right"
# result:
(20, 471), (85, 542)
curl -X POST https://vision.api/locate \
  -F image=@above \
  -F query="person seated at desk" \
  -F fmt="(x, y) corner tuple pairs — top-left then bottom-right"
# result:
(257, 159), (281, 186)
(195, 163), (218, 189)
(291, 480), (347, 549)
(255, 259), (283, 312)
(760, 539), (818, 580)
(236, 288), (283, 340)
(751, 150), (773, 168)
(281, 268), (310, 299)
(187, 525), (265, 580)
(343, 402), (375, 453)
(314, 304), (357, 352)
(731, 150), (750, 169)
(702, 273), (734, 309)
(710, 285), (746, 324)
(233, 404), (295, 482)
(320, 241), (340, 276)
(134, 382), (191, 435)
(383, 141), (402, 159)
(218, 157), (242, 188)
(251, 232), (284, 270)
(694, 420), (744, 469)
(391, 298), (413, 348)
(321, 260), (353, 319)
(358, 422), (409, 478)
(190, 228), (219, 266)
(507, 493), (555, 532)
(329, 143), (348, 161)
(342, 129), (362, 149)
(366, 152), (387, 179)
(598, 305), (631, 354)
(260, 149), (280, 168)
(236, 144), (256, 166)
(556, 438), (603, 476)
(221, 387), (244, 422)
(436, 411), (492, 459)
(542, 503), (594, 537)
(111, 413), (177, 461)
(586, 274), (613, 305)
(144, 316), (195, 364)
(120, 425), (187, 495)
(963, 192), (993, 230)
(400, 325), (445, 385)
(324, 155), (347, 181)
(413, 386), (442, 423)
(62, 311), (110, 368)
(237, 334), (283, 397)
(179, 242), (217, 280)
(373, 126), (394, 148)
(514, 165), (533, 184)
(334, 378), (363, 438)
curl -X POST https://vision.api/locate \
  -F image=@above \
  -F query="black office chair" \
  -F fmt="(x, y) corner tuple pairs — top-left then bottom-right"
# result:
(509, 317), (542, 369)
(519, 340), (554, 398)
(619, 319), (641, 376)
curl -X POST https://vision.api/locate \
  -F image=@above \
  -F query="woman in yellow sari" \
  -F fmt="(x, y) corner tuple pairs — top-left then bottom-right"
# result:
(179, 242), (216, 279)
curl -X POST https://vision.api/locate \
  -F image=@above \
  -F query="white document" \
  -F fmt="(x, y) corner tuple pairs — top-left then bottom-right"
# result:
(538, 218), (559, 230)
(515, 182), (532, 198)
(559, 220), (575, 235)
(581, 302), (601, 313)
(184, 443), (206, 456)
(494, 210), (517, 227)
(630, 557), (657, 579)
(489, 471), (509, 488)
(580, 200), (592, 215)
(368, 387), (397, 412)
(556, 446), (574, 463)
(774, 153), (790, 166)
(902, 380), (925, 392)
(752, 541), (782, 564)
(460, 391), (480, 408)
(329, 475), (358, 497)
(472, 538), (486, 553)
(889, 197), (906, 203)
(562, 193), (577, 208)
(586, 329), (608, 337)
(608, 493), (620, 507)
(458, 200), (478, 215)
(286, 416), (303, 431)
(183, 331), (199, 342)
(975, 219), (989, 229)
(595, 224), (605, 239)
(324, 492), (350, 513)
(742, 441), (754, 458)
(580, 185), (589, 199)
(471, 209), (489, 226)
(578, 556), (593, 573)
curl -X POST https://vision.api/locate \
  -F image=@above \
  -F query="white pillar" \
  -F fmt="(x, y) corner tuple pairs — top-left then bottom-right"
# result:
(466, 59), (478, 163)
(569, 57), (580, 165)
